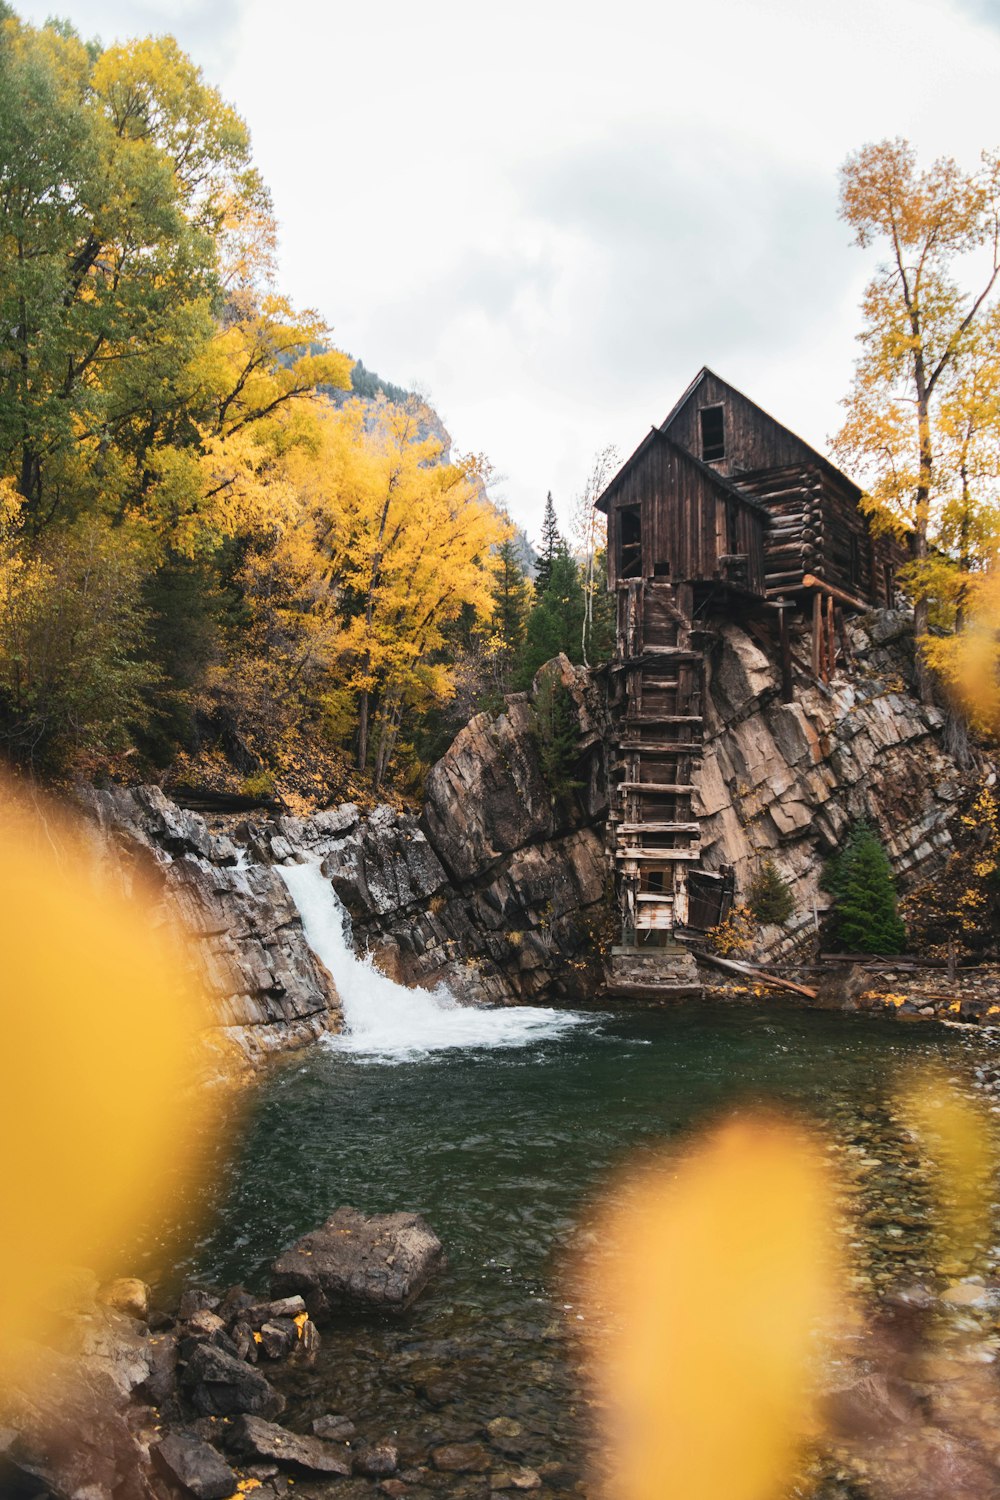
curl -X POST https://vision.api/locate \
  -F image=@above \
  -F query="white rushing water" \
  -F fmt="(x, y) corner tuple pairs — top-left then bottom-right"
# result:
(278, 859), (588, 1062)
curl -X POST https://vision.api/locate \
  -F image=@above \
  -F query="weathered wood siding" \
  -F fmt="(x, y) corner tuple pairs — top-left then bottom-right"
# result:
(662, 371), (816, 478)
(606, 435), (766, 593)
(737, 461), (902, 605)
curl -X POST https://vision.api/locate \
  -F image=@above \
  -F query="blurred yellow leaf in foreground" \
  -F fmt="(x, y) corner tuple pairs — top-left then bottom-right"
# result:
(0, 778), (219, 1376)
(582, 1115), (844, 1500)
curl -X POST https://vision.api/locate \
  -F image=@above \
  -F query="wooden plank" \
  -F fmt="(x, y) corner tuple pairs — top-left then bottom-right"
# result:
(615, 849), (702, 861)
(620, 828), (701, 840)
(618, 782), (696, 793)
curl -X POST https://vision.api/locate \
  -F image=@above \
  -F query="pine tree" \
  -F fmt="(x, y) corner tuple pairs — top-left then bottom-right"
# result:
(532, 664), (582, 804)
(826, 822), (907, 954)
(517, 545), (585, 687)
(490, 537), (532, 693)
(747, 858), (796, 926)
(534, 491), (562, 595)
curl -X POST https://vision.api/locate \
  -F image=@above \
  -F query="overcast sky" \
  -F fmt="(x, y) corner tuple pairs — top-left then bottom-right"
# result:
(15, 0), (1000, 540)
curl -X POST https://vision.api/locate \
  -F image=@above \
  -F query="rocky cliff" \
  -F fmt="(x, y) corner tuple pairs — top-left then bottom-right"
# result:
(79, 786), (344, 1068)
(79, 608), (985, 1063)
(696, 610), (972, 957)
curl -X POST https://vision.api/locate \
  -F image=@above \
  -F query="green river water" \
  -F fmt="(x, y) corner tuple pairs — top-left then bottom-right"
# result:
(136, 1002), (1000, 1495)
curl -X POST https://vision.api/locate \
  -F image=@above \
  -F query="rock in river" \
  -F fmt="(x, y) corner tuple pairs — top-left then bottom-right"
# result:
(152, 1434), (237, 1499)
(228, 1414), (352, 1474)
(182, 1342), (285, 1419)
(269, 1205), (444, 1318)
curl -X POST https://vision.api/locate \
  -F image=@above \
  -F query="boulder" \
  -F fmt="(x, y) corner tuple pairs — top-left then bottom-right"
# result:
(270, 1206), (444, 1318)
(431, 1441), (492, 1473)
(98, 1277), (150, 1321)
(152, 1434), (237, 1499)
(181, 1342), (285, 1419)
(228, 1414), (352, 1475)
(354, 1443), (399, 1477)
(0, 1346), (151, 1500)
(312, 1413), (356, 1441)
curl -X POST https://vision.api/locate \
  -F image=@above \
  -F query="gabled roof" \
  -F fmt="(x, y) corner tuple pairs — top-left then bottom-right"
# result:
(595, 423), (770, 517)
(659, 365), (862, 498)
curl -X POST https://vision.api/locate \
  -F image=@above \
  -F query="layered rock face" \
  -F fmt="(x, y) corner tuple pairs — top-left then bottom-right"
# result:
(696, 612), (970, 956)
(288, 656), (611, 1005)
(79, 785), (343, 1067)
(78, 612), (981, 1055)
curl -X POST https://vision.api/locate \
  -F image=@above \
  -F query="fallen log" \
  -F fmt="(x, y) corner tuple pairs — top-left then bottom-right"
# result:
(678, 942), (818, 1000)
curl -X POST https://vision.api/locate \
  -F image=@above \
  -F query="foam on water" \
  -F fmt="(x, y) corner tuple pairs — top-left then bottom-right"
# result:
(278, 859), (589, 1062)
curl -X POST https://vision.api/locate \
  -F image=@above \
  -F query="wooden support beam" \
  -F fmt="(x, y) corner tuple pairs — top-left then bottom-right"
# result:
(811, 591), (822, 678)
(801, 573), (871, 614)
(825, 592), (836, 680)
(778, 606), (793, 704)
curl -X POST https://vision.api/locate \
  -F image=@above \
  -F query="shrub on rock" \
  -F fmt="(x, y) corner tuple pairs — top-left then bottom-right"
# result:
(826, 822), (907, 955)
(747, 859), (796, 927)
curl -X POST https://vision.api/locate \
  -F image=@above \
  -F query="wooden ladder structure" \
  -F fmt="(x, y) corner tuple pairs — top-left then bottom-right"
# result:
(605, 579), (705, 995)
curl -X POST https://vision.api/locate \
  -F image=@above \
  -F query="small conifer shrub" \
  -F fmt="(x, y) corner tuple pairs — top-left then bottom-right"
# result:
(826, 821), (907, 954)
(747, 858), (796, 926)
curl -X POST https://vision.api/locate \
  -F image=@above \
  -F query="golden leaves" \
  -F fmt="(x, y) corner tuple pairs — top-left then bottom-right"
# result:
(580, 1115), (844, 1500)
(0, 777), (227, 1385)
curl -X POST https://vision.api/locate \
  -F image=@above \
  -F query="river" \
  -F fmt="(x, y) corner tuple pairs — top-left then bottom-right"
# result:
(132, 865), (997, 1493)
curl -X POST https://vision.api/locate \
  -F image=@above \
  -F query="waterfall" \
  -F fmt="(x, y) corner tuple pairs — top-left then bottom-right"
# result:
(278, 860), (588, 1062)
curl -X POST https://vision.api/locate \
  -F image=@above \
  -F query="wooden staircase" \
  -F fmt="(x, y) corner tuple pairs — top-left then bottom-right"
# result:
(605, 580), (705, 996)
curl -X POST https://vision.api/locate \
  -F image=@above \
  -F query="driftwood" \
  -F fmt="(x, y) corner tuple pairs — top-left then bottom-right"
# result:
(680, 943), (819, 1000)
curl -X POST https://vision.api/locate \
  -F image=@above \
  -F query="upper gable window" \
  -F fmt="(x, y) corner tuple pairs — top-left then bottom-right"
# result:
(700, 405), (726, 462)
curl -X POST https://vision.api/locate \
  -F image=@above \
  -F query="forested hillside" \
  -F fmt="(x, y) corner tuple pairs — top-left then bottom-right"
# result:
(0, 9), (609, 808)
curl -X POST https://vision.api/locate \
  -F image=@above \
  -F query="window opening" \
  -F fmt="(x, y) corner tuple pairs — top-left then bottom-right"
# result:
(617, 504), (642, 579)
(700, 405), (725, 462)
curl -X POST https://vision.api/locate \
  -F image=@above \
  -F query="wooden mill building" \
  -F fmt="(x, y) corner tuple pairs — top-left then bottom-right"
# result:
(595, 368), (904, 978)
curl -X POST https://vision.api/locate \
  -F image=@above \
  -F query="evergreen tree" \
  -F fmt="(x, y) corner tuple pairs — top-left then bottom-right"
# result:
(490, 536), (532, 693)
(518, 545), (585, 687)
(747, 858), (796, 926)
(826, 822), (907, 954)
(534, 491), (562, 595)
(532, 664), (582, 804)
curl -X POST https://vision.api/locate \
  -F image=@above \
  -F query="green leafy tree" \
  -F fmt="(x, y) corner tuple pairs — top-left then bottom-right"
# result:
(833, 139), (1000, 699)
(747, 858), (796, 926)
(534, 490), (562, 595)
(826, 821), (907, 954)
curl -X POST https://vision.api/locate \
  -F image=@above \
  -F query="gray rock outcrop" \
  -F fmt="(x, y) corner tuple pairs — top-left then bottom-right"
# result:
(76, 613), (988, 1047)
(696, 613), (971, 957)
(78, 784), (343, 1067)
(270, 1205), (444, 1317)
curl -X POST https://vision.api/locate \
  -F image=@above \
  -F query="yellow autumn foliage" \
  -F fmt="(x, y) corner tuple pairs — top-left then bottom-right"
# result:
(580, 1115), (845, 1500)
(0, 777), (224, 1381)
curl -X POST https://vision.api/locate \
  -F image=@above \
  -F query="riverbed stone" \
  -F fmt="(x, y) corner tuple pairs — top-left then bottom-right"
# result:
(182, 1342), (285, 1418)
(152, 1433), (237, 1499)
(270, 1206), (444, 1317)
(354, 1443), (400, 1477)
(259, 1319), (297, 1358)
(431, 1442), (492, 1473)
(313, 1413), (356, 1440)
(228, 1414), (352, 1474)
